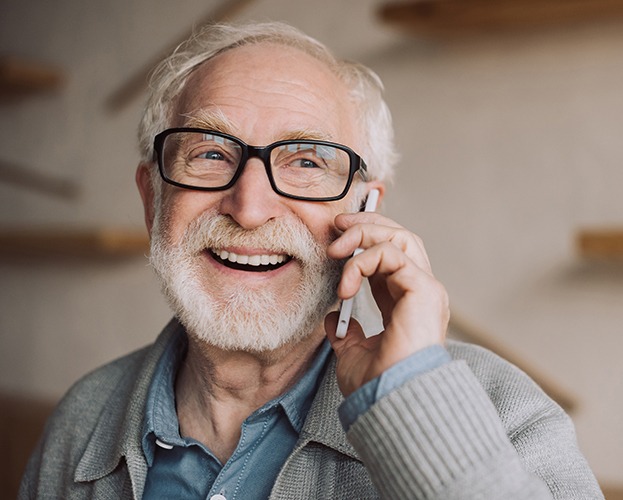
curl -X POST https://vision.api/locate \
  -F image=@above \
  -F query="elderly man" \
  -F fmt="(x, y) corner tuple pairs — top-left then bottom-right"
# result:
(20, 22), (602, 499)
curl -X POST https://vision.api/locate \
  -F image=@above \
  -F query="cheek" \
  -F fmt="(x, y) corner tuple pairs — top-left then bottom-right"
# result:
(295, 204), (344, 248)
(301, 189), (365, 242)
(156, 190), (213, 244)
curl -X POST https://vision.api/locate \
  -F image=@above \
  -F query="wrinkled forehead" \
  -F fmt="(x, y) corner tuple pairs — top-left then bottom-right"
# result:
(171, 43), (362, 149)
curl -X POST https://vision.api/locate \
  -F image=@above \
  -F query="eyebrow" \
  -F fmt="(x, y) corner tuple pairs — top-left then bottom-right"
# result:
(181, 109), (237, 135)
(181, 110), (336, 144)
(280, 129), (335, 143)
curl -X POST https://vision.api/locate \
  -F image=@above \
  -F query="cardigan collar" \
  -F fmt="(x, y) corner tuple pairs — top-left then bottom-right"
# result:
(74, 318), (181, 498)
(73, 318), (359, 499)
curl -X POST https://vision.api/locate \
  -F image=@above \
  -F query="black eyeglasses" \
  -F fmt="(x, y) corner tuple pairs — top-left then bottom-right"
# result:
(153, 128), (368, 201)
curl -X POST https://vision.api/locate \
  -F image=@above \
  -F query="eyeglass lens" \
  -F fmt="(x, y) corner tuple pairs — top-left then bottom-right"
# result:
(160, 131), (353, 199)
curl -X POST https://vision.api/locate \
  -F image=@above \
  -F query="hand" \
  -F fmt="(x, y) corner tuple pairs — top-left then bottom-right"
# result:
(325, 212), (449, 397)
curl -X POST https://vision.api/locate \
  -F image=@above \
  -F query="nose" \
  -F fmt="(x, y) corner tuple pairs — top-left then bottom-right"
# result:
(218, 158), (286, 229)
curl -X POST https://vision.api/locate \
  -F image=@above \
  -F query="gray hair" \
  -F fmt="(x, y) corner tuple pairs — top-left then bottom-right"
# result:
(138, 21), (398, 182)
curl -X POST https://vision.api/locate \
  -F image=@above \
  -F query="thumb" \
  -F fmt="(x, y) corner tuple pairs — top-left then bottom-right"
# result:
(325, 311), (366, 351)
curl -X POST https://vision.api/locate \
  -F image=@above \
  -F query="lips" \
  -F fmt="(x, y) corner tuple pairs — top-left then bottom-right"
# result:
(210, 248), (292, 272)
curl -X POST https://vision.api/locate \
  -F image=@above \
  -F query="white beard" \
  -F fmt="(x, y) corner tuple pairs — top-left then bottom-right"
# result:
(149, 209), (342, 352)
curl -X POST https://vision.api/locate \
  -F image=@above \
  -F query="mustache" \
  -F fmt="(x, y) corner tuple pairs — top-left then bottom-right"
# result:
(178, 210), (330, 264)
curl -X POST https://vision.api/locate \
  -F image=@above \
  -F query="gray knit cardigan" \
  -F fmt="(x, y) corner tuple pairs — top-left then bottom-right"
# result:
(19, 319), (603, 499)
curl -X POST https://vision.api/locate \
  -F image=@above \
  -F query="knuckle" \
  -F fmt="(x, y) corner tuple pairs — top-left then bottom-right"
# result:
(411, 233), (424, 248)
(431, 280), (450, 307)
(389, 228), (412, 248)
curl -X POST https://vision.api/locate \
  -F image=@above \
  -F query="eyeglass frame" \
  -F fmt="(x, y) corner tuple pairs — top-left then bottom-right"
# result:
(153, 127), (369, 202)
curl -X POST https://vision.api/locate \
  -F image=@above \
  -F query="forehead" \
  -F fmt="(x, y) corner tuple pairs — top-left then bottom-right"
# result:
(173, 43), (359, 148)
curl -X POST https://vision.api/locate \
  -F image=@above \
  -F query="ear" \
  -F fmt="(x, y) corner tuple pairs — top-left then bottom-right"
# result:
(366, 180), (386, 207)
(136, 162), (157, 235)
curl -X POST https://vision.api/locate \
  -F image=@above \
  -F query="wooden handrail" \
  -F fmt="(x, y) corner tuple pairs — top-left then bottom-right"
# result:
(105, 0), (255, 112)
(0, 57), (63, 101)
(0, 227), (149, 259)
(601, 485), (623, 500)
(0, 160), (79, 199)
(449, 312), (578, 412)
(577, 228), (623, 260)
(378, 0), (623, 36)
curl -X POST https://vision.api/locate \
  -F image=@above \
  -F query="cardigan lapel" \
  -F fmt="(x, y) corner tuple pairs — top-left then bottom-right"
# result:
(299, 355), (360, 460)
(74, 319), (183, 499)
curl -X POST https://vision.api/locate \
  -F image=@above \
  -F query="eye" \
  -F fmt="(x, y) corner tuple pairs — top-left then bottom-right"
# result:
(197, 150), (226, 161)
(294, 158), (321, 169)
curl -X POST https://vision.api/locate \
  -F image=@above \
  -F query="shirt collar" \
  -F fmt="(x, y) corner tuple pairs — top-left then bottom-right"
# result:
(142, 326), (187, 465)
(275, 339), (332, 432)
(141, 328), (332, 465)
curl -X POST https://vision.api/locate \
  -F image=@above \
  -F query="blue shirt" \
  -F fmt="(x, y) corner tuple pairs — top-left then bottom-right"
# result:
(142, 328), (450, 499)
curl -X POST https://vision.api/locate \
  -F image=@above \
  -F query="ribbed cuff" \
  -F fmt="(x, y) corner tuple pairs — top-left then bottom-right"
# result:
(339, 345), (451, 431)
(346, 360), (530, 498)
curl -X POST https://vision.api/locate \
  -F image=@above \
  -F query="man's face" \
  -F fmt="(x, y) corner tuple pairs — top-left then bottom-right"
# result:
(143, 43), (368, 352)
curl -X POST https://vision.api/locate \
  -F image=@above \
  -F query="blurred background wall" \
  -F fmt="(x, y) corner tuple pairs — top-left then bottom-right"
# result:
(1, 0), (621, 494)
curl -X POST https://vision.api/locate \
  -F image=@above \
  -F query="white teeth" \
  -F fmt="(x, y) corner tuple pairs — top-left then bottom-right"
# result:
(213, 249), (287, 267)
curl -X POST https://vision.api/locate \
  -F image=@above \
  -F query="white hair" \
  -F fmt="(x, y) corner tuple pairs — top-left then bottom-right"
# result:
(138, 21), (398, 183)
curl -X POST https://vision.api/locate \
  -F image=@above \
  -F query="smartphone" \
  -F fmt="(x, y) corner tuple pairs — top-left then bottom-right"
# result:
(335, 188), (380, 338)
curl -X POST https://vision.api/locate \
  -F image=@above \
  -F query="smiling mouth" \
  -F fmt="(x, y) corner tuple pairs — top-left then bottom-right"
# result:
(209, 249), (292, 272)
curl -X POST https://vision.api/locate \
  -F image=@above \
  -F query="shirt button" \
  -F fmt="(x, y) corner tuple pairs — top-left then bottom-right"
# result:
(155, 439), (174, 450)
(210, 495), (227, 500)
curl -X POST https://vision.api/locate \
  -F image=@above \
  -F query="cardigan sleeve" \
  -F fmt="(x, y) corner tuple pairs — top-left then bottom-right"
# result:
(345, 345), (603, 500)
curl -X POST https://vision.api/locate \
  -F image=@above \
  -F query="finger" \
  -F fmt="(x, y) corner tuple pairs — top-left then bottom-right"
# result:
(334, 212), (403, 230)
(330, 222), (432, 274)
(337, 241), (428, 299)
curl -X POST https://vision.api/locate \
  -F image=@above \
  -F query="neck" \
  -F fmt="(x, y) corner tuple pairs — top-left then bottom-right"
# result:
(175, 327), (326, 464)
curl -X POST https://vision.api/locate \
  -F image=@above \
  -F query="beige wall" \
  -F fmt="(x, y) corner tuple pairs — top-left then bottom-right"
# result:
(1, 0), (621, 487)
